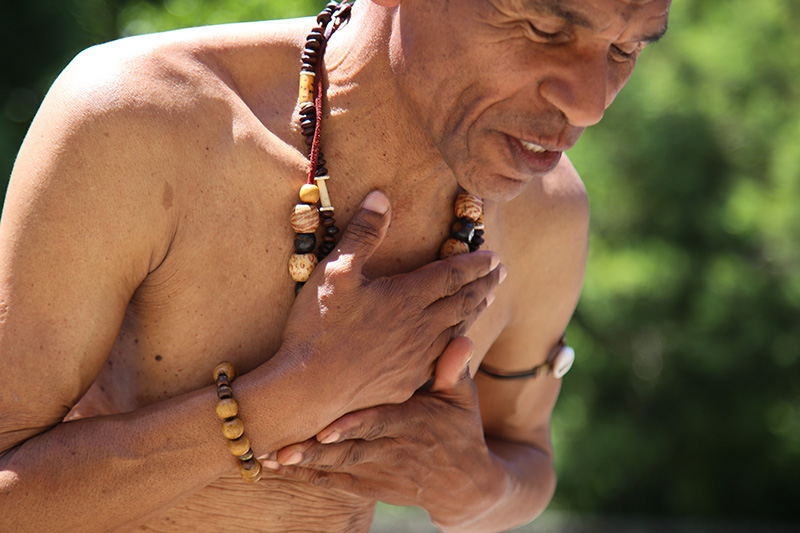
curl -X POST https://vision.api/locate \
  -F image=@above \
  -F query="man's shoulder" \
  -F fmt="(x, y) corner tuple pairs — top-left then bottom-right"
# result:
(501, 154), (589, 252)
(42, 18), (309, 136)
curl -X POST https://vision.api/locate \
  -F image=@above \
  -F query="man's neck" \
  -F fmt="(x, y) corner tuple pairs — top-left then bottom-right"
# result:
(320, 2), (458, 205)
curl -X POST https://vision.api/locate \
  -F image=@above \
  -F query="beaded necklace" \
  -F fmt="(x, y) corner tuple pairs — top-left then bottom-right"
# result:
(287, 1), (485, 295)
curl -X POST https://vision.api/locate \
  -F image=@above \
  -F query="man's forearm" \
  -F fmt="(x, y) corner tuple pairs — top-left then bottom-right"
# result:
(0, 358), (329, 532)
(433, 437), (557, 533)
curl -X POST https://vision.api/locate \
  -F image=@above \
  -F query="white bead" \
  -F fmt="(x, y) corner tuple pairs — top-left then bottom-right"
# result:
(551, 346), (575, 379)
(315, 175), (332, 208)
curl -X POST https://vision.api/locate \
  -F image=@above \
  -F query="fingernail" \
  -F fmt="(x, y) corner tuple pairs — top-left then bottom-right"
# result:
(319, 430), (340, 444)
(486, 292), (496, 307)
(281, 451), (303, 466)
(263, 460), (281, 470)
(361, 191), (389, 214)
(490, 254), (500, 271)
(499, 265), (508, 284)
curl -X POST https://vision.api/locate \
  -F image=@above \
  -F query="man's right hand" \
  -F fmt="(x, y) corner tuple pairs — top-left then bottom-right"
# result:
(280, 190), (505, 415)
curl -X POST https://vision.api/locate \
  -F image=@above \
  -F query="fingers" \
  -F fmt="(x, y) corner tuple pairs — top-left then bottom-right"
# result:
(325, 191), (391, 273)
(402, 250), (500, 302)
(276, 438), (387, 469)
(315, 405), (403, 444)
(424, 261), (506, 332)
(430, 337), (473, 393)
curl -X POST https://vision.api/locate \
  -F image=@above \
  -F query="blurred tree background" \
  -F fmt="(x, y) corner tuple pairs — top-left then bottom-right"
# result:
(1, 0), (798, 527)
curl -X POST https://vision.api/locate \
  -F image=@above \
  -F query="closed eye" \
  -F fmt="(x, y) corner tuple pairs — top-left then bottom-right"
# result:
(527, 22), (564, 40)
(610, 43), (644, 62)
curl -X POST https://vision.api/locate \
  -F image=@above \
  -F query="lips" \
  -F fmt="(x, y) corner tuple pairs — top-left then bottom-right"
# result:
(505, 135), (563, 174)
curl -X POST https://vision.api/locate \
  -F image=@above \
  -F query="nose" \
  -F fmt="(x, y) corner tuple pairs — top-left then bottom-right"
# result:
(539, 50), (611, 128)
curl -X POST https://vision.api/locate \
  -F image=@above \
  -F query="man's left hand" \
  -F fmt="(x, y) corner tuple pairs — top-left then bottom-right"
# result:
(267, 337), (504, 526)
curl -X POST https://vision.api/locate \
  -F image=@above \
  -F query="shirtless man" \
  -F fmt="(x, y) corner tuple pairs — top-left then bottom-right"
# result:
(0, 0), (670, 531)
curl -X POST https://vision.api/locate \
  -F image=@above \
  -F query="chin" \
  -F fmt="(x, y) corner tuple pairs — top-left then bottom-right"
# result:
(459, 171), (534, 204)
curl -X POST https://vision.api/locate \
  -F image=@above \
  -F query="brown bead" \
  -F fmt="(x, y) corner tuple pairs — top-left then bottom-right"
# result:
(222, 418), (245, 440)
(213, 362), (236, 382)
(228, 435), (251, 456)
(454, 192), (483, 221)
(215, 398), (239, 420)
(238, 450), (254, 462)
(215, 373), (230, 387)
(290, 204), (320, 233)
(299, 184), (320, 203)
(288, 253), (318, 282)
(439, 238), (470, 259)
(239, 458), (262, 483)
(216, 385), (233, 400)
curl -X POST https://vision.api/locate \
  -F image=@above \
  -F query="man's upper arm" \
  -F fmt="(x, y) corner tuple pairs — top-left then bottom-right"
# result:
(476, 155), (589, 450)
(0, 47), (173, 453)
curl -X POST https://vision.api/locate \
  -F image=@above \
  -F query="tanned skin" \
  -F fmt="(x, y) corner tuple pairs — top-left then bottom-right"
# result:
(0, 0), (670, 531)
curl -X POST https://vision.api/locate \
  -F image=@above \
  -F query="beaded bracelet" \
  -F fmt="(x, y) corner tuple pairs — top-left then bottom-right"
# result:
(213, 362), (262, 483)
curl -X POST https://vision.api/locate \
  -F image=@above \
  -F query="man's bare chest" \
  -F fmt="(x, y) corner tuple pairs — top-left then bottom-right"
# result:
(70, 183), (509, 419)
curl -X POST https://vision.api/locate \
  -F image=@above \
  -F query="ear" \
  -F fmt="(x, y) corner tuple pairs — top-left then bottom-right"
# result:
(371, 0), (401, 7)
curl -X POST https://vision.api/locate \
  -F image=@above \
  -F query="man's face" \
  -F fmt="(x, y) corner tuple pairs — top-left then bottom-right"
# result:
(391, 0), (671, 200)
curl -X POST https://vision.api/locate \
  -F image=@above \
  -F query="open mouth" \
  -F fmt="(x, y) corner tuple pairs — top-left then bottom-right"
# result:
(519, 140), (548, 154)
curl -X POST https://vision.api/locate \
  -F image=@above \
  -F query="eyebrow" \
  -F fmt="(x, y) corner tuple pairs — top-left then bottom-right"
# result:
(639, 23), (668, 44)
(525, 0), (596, 29)
(524, 0), (669, 43)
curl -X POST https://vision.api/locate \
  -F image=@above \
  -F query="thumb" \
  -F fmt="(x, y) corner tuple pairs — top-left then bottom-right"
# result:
(329, 190), (391, 272)
(430, 336), (474, 393)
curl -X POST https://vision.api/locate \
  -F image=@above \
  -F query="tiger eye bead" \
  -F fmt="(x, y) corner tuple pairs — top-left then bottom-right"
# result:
(290, 204), (320, 233)
(216, 398), (239, 420)
(451, 218), (476, 243)
(228, 435), (251, 456)
(454, 193), (483, 221)
(216, 385), (233, 400)
(439, 238), (470, 259)
(213, 362), (236, 382)
(294, 233), (316, 254)
(289, 253), (318, 282)
(239, 458), (262, 483)
(299, 184), (321, 203)
(222, 418), (245, 440)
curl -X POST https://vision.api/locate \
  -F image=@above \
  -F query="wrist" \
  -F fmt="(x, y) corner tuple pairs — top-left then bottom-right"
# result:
(232, 347), (335, 454)
(429, 449), (510, 532)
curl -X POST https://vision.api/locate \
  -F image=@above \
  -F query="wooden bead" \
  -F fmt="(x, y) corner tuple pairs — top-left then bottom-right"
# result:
(289, 253), (318, 282)
(294, 233), (316, 254)
(222, 418), (245, 440)
(454, 192), (483, 221)
(451, 218), (476, 243)
(290, 204), (320, 233)
(215, 398), (239, 420)
(239, 458), (262, 483)
(299, 71), (315, 104)
(299, 184), (320, 203)
(228, 435), (251, 456)
(216, 385), (233, 400)
(439, 238), (470, 259)
(213, 362), (236, 382)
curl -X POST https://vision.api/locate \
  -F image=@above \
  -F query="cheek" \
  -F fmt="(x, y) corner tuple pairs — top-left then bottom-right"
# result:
(606, 62), (636, 107)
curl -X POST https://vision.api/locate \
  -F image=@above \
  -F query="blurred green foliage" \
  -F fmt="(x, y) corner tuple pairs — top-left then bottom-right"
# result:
(1, 0), (798, 524)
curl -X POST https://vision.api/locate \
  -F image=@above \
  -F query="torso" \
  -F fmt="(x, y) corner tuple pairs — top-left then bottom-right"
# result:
(62, 18), (582, 532)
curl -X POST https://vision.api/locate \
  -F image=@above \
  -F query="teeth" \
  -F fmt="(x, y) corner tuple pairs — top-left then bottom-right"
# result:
(520, 140), (547, 153)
